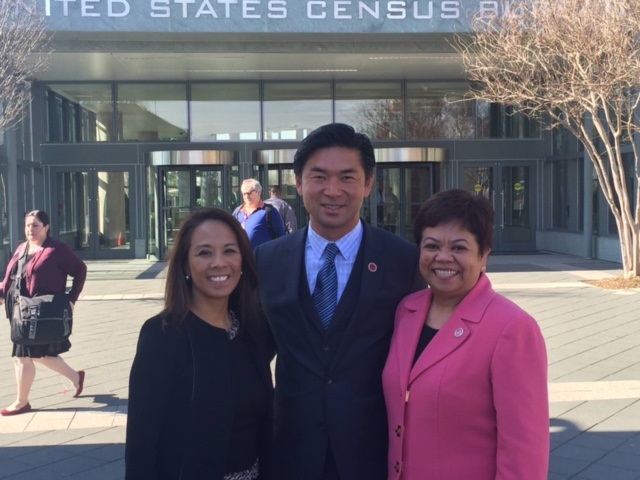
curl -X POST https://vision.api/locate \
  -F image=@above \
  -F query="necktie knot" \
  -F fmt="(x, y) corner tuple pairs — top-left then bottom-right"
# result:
(313, 243), (340, 330)
(324, 242), (339, 262)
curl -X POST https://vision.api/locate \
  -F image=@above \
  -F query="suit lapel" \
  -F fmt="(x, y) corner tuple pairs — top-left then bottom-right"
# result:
(395, 290), (431, 395)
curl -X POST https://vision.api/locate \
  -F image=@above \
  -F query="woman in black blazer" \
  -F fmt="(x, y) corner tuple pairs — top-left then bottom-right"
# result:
(125, 208), (274, 480)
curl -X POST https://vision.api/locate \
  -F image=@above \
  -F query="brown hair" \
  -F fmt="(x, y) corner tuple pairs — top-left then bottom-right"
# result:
(161, 207), (264, 334)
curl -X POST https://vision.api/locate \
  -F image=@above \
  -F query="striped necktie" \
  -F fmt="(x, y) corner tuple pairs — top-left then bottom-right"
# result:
(312, 243), (340, 330)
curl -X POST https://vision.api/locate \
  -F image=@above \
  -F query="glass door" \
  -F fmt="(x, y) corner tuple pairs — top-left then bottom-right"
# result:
(461, 163), (535, 252)
(264, 166), (306, 227)
(55, 169), (132, 259)
(156, 166), (231, 259)
(367, 164), (435, 241)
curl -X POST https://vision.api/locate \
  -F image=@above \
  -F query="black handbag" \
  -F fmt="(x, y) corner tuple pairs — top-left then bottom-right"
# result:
(10, 246), (73, 345)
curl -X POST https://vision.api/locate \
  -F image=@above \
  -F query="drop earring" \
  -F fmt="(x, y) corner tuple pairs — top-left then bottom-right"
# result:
(185, 274), (190, 281)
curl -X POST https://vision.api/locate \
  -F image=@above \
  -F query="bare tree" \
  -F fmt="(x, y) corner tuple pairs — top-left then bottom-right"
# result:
(455, 0), (640, 278)
(0, 0), (50, 131)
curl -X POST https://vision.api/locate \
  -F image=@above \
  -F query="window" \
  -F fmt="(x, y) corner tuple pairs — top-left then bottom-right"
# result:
(335, 82), (403, 140)
(480, 103), (541, 139)
(191, 83), (260, 141)
(117, 84), (188, 142)
(263, 82), (332, 140)
(406, 82), (474, 139)
(45, 84), (113, 142)
(543, 158), (583, 232)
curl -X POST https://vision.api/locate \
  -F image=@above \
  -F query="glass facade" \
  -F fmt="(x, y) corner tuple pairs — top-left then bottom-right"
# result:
(117, 84), (188, 142)
(406, 82), (474, 139)
(46, 84), (113, 142)
(543, 158), (584, 232)
(191, 83), (260, 141)
(44, 81), (541, 144)
(263, 82), (332, 140)
(335, 82), (403, 140)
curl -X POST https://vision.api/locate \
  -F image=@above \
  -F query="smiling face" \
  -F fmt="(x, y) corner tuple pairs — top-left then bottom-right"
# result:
(419, 221), (490, 306)
(186, 220), (243, 310)
(296, 146), (373, 241)
(24, 215), (49, 246)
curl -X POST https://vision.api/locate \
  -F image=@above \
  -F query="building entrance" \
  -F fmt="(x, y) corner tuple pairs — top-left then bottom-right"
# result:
(54, 168), (133, 259)
(257, 147), (444, 240)
(461, 162), (536, 252)
(368, 163), (437, 241)
(146, 150), (238, 260)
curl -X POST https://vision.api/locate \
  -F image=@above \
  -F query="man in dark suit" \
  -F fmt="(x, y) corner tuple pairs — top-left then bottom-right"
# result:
(254, 123), (421, 480)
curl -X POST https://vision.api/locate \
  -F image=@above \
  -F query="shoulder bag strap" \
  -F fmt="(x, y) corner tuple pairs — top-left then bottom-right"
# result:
(264, 204), (276, 239)
(14, 244), (28, 297)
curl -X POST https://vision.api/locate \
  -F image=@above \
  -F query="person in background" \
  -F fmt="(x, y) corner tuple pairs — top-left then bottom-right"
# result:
(383, 189), (549, 480)
(233, 179), (285, 248)
(254, 123), (422, 480)
(264, 185), (298, 234)
(0, 210), (87, 416)
(126, 207), (274, 480)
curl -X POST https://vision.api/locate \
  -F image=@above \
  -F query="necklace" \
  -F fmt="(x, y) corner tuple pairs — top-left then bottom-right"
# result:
(227, 309), (239, 340)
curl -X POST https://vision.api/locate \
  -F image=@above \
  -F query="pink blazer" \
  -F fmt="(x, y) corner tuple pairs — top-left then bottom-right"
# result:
(382, 274), (549, 480)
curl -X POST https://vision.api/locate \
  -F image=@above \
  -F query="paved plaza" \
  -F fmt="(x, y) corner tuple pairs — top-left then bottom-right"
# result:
(0, 253), (638, 479)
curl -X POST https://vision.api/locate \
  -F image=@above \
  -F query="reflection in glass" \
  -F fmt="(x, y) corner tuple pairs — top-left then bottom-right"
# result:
(375, 169), (401, 234)
(46, 84), (113, 142)
(404, 167), (432, 241)
(196, 170), (223, 207)
(162, 170), (191, 255)
(117, 84), (188, 142)
(463, 167), (492, 200)
(501, 166), (531, 243)
(191, 83), (260, 141)
(483, 104), (541, 139)
(97, 171), (130, 250)
(263, 83), (332, 140)
(406, 82), (474, 139)
(147, 167), (159, 258)
(266, 166), (305, 227)
(55, 172), (88, 251)
(335, 82), (403, 140)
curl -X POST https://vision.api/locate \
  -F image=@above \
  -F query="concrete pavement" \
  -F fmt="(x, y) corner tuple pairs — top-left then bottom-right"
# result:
(0, 253), (639, 479)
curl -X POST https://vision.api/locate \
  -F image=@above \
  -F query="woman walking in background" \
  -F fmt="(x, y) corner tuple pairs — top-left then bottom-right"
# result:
(0, 210), (87, 416)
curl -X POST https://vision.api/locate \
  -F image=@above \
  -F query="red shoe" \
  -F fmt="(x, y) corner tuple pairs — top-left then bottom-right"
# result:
(1, 402), (32, 416)
(73, 371), (85, 398)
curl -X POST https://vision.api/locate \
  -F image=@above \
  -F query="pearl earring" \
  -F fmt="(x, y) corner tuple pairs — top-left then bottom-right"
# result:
(185, 274), (190, 281)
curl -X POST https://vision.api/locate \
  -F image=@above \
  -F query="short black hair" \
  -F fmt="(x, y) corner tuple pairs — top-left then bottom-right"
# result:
(414, 189), (494, 255)
(293, 123), (375, 179)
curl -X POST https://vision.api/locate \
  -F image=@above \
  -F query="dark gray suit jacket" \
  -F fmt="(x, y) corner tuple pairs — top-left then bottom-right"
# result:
(255, 221), (421, 480)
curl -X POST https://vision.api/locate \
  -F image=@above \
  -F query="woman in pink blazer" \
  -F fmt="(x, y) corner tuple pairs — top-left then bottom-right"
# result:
(382, 190), (549, 480)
